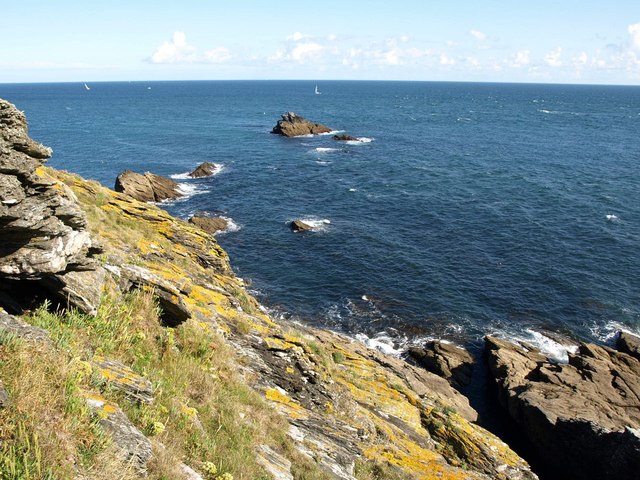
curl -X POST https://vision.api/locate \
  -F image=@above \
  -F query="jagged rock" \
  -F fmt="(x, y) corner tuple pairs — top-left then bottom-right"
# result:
(114, 170), (182, 202)
(0, 98), (96, 290)
(84, 393), (152, 474)
(92, 356), (154, 404)
(290, 220), (312, 232)
(332, 135), (357, 141)
(617, 331), (640, 361)
(40, 267), (107, 316)
(188, 162), (220, 178)
(0, 380), (9, 408)
(189, 215), (228, 235)
(120, 264), (191, 326)
(0, 309), (51, 344)
(485, 335), (640, 480)
(256, 445), (294, 480)
(179, 464), (205, 480)
(407, 341), (474, 389)
(271, 112), (332, 137)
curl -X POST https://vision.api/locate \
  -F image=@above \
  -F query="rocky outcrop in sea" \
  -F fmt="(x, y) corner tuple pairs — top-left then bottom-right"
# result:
(271, 112), (332, 137)
(115, 170), (183, 202)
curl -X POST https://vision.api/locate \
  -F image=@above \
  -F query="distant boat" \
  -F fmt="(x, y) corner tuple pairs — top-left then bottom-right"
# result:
(315, 85), (321, 95)
(84, 83), (90, 91)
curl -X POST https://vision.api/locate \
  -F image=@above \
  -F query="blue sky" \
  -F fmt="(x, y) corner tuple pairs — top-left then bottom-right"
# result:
(1, 1), (639, 84)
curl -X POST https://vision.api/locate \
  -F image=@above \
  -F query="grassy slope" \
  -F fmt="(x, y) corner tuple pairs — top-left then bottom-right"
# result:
(0, 168), (531, 480)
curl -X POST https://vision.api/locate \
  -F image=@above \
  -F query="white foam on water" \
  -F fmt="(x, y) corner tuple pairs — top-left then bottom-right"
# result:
(345, 137), (374, 145)
(589, 321), (640, 344)
(606, 214), (619, 221)
(170, 163), (224, 180)
(503, 329), (578, 363)
(216, 216), (241, 235)
(319, 130), (345, 136)
(176, 183), (209, 199)
(348, 188), (358, 192)
(315, 147), (339, 153)
(315, 159), (332, 165)
(355, 332), (404, 356)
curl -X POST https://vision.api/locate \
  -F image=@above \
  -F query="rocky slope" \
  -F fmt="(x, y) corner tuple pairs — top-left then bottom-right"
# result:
(0, 98), (538, 479)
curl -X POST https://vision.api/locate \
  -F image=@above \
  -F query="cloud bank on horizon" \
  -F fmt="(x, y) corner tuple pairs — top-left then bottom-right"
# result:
(0, 1), (639, 85)
(145, 23), (640, 84)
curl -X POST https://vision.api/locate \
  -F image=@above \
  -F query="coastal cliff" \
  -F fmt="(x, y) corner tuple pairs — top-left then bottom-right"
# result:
(0, 98), (538, 479)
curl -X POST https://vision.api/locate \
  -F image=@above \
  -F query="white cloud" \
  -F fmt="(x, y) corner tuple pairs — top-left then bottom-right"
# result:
(151, 31), (195, 64)
(470, 30), (487, 41)
(629, 23), (640, 50)
(150, 31), (231, 64)
(512, 50), (530, 67)
(573, 51), (589, 66)
(440, 54), (455, 66)
(290, 42), (324, 62)
(327, 34), (337, 41)
(287, 32), (308, 42)
(544, 47), (563, 67)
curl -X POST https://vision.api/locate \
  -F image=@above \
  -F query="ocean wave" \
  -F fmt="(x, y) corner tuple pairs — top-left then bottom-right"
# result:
(345, 137), (374, 145)
(176, 183), (209, 199)
(606, 214), (619, 221)
(170, 163), (224, 179)
(497, 329), (578, 363)
(315, 160), (332, 165)
(319, 130), (345, 136)
(355, 332), (405, 356)
(589, 321), (640, 344)
(217, 216), (241, 235)
(315, 147), (339, 153)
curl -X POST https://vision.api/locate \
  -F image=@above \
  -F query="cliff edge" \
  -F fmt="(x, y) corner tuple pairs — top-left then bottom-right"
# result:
(0, 99), (535, 480)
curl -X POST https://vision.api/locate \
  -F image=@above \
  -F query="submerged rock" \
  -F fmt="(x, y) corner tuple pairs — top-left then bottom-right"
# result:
(290, 220), (313, 232)
(189, 215), (228, 235)
(114, 170), (182, 202)
(485, 335), (640, 480)
(188, 162), (220, 178)
(407, 340), (474, 389)
(271, 112), (332, 137)
(333, 134), (357, 141)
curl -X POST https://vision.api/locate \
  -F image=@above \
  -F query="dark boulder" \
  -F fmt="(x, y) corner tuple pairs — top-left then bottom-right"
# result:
(115, 170), (182, 202)
(485, 335), (640, 480)
(272, 112), (332, 137)
(188, 162), (220, 178)
(407, 341), (474, 389)
(333, 134), (358, 141)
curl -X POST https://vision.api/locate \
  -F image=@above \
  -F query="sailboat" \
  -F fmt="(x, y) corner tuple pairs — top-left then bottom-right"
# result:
(315, 85), (321, 95)
(84, 83), (91, 91)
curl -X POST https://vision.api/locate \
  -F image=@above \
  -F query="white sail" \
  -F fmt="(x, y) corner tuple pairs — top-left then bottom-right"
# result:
(84, 83), (90, 90)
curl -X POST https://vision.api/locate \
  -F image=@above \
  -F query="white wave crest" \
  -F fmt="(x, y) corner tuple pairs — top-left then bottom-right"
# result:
(176, 183), (209, 199)
(345, 137), (374, 145)
(170, 163), (223, 180)
(606, 214), (618, 221)
(507, 329), (578, 363)
(216, 216), (241, 235)
(589, 321), (640, 344)
(315, 147), (339, 153)
(355, 332), (404, 356)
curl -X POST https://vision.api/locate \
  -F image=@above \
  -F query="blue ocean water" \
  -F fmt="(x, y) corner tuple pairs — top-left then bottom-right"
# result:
(2, 80), (639, 355)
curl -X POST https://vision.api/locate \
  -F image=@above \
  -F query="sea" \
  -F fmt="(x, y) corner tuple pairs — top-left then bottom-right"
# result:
(2, 80), (639, 360)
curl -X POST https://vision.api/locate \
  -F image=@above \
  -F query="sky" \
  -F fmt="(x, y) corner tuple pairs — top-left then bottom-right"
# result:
(1, 1), (640, 85)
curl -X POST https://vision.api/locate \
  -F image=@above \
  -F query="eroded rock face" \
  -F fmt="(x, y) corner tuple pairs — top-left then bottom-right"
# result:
(485, 335), (640, 480)
(188, 162), (220, 178)
(114, 170), (182, 202)
(0, 99), (96, 282)
(271, 112), (332, 137)
(407, 341), (474, 390)
(188, 215), (228, 235)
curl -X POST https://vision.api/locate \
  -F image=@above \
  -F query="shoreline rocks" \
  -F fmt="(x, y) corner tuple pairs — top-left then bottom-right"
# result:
(114, 170), (182, 202)
(271, 112), (332, 137)
(407, 341), (474, 390)
(485, 334), (640, 480)
(332, 134), (358, 141)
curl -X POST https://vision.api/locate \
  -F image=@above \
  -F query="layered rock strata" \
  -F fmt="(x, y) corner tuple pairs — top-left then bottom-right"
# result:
(0, 99), (101, 314)
(485, 335), (640, 480)
(407, 341), (474, 390)
(188, 162), (220, 178)
(114, 170), (182, 202)
(271, 112), (332, 137)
